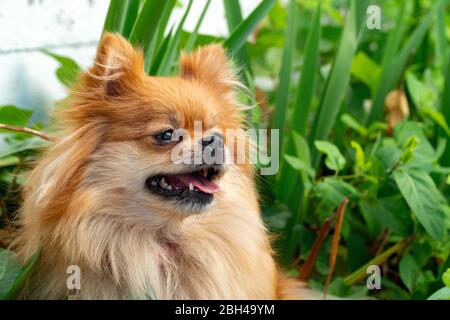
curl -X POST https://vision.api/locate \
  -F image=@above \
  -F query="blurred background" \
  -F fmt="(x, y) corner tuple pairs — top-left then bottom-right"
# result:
(0, 0), (259, 122)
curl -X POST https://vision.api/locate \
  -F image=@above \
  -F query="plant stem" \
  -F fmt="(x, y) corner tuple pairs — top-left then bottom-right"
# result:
(343, 240), (408, 286)
(323, 197), (349, 298)
(0, 124), (57, 142)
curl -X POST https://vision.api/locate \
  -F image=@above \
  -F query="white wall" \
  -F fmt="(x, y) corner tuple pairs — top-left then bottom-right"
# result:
(0, 0), (258, 123)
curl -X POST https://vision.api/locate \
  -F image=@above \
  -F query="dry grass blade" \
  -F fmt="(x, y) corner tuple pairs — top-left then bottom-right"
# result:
(323, 197), (349, 299)
(299, 211), (337, 281)
(0, 124), (57, 142)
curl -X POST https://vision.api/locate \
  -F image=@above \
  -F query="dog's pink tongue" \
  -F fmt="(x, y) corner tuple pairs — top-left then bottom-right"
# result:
(176, 174), (220, 194)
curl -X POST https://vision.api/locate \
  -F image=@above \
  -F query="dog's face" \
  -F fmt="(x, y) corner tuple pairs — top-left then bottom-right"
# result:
(62, 34), (248, 217)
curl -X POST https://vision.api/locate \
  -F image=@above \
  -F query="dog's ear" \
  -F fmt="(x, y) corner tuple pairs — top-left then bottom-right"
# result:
(180, 44), (239, 100)
(86, 32), (145, 97)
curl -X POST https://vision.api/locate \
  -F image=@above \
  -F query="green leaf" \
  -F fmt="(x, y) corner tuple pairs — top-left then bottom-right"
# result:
(0, 156), (20, 168)
(3, 251), (39, 300)
(0, 249), (22, 299)
(128, 0), (167, 53)
(0, 105), (33, 127)
(399, 255), (421, 292)
(340, 113), (368, 137)
(291, 2), (321, 137)
(149, 27), (174, 75)
(185, 0), (212, 52)
(443, 268), (450, 287)
(223, 0), (251, 71)
(406, 72), (437, 111)
(275, 1), (319, 204)
(314, 140), (346, 172)
(351, 51), (380, 94)
(393, 169), (447, 242)
(224, 0), (275, 51)
(102, 0), (131, 34)
(157, 0), (194, 76)
(41, 51), (81, 88)
(270, 0), (298, 146)
(346, 234), (370, 272)
(427, 287), (450, 300)
(310, 0), (364, 167)
(398, 136), (419, 165)
(420, 107), (450, 135)
(311, 177), (358, 222)
(154, 0), (177, 47)
(435, 7), (447, 67)
(0, 137), (48, 159)
(375, 138), (402, 169)
(224, 0), (244, 31)
(360, 195), (412, 237)
(394, 121), (437, 171)
(292, 132), (311, 167)
(144, 0), (177, 72)
(275, 132), (310, 207)
(122, 0), (140, 38)
(350, 140), (365, 173)
(284, 155), (315, 178)
(440, 49), (450, 166)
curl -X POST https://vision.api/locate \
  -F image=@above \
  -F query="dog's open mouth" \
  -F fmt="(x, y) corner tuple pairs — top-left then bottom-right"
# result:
(145, 165), (223, 208)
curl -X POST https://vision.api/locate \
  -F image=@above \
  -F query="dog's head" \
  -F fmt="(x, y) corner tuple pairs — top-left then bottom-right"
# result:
(41, 33), (251, 221)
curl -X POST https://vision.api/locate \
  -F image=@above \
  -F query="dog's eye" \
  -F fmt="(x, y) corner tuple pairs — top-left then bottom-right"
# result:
(154, 129), (176, 144)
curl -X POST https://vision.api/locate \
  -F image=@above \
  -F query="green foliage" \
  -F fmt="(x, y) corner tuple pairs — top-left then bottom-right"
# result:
(1, 250), (39, 300)
(0, 249), (21, 299)
(271, 0), (298, 146)
(314, 141), (346, 173)
(309, 0), (365, 167)
(428, 268), (450, 300)
(0, 249), (38, 300)
(103, 0), (132, 34)
(41, 51), (81, 87)
(224, 0), (275, 51)
(0, 105), (32, 127)
(1, 0), (450, 300)
(394, 169), (447, 242)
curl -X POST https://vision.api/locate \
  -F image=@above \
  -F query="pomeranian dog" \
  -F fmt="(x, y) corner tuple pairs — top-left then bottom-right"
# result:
(13, 33), (315, 299)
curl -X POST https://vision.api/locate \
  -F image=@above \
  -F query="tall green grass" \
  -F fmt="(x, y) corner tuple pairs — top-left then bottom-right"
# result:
(103, 0), (273, 76)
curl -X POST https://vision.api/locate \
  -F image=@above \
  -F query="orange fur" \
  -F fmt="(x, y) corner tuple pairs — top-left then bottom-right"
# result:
(14, 33), (314, 300)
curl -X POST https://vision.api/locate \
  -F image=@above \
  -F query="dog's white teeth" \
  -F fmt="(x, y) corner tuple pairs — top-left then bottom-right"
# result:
(189, 183), (194, 191)
(167, 185), (173, 191)
(194, 187), (199, 191)
(151, 180), (157, 186)
(202, 168), (208, 177)
(160, 177), (170, 189)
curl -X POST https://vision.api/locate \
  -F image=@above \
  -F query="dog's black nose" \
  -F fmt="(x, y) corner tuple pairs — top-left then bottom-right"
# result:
(201, 133), (224, 163)
(201, 133), (223, 148)
(202, 135), (216, 147)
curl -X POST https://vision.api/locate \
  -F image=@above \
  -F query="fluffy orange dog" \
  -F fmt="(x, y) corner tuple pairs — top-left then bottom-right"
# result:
(14, 33), (313, 299)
